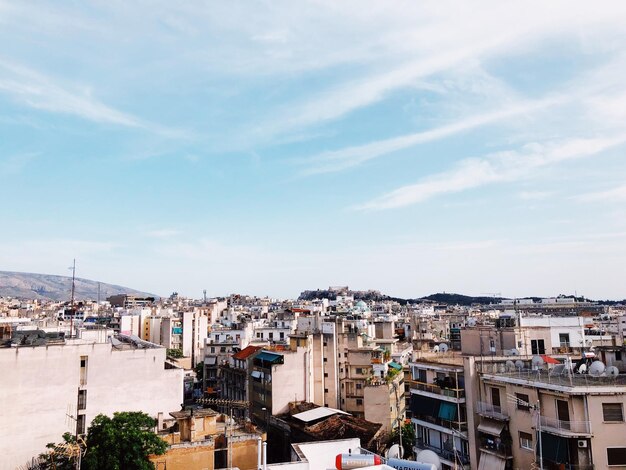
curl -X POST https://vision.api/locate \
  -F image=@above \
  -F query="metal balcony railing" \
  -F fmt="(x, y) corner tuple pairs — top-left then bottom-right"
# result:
(414, 440), (470, 465)
(540, 416), (591, 435)
(408, 380), (465, 400)
(476, 401), (508, 420)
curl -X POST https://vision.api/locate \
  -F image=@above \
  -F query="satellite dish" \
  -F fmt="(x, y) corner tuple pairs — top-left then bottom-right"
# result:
(578, 363), (587, 374)
(515, 360), (524, 370)
(387, 444), (402, 459)
(532, 355), (545, 368)
(506, 360), (515, 372)
(589, 361), (606, 377)
(415, 449), (442, 470)
(510, 348), (520, 356)
(606, 366), (619, 377)
(433, 345), (440, 353)
(467, 318), (477, 327)
(439, 344), (449, 353)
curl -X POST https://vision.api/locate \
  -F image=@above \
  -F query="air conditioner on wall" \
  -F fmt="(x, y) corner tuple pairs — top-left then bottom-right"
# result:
(578, 440), (588, 448)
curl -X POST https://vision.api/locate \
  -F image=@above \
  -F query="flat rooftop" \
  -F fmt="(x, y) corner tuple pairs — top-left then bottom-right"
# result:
(483, 370), (626, 394)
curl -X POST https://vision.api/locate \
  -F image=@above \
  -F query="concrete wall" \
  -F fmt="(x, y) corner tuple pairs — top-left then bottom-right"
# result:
(271, 347), (309, 415)
(0, 341), (183, 470)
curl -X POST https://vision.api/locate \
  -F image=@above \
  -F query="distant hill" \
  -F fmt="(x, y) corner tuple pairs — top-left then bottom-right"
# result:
(0, 271), (157, 301)
(298, 288), (623, 306)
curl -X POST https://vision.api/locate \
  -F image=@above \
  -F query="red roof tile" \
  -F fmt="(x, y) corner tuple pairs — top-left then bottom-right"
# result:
(233, 345), (261, 360)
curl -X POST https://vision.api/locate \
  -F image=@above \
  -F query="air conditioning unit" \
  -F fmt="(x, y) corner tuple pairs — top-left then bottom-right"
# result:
(578, 440), (588, 448)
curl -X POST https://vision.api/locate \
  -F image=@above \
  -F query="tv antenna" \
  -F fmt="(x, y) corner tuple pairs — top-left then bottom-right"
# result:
(507, 394), (543, 470)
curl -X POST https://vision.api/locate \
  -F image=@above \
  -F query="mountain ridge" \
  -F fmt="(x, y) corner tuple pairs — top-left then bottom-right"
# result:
(0, 270), (157, 301)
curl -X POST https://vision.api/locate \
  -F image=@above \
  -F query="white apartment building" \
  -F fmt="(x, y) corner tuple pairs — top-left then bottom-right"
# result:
(0, 334), (183, 470)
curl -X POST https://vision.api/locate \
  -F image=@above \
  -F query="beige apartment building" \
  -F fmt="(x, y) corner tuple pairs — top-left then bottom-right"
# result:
(465, 355), (626, 470)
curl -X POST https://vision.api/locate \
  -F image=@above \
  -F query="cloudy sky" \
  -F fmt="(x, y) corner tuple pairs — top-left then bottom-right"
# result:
(1, 1), (626, 299)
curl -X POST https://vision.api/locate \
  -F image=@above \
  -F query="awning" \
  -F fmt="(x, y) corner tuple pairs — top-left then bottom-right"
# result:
(410, 394), (441, 417)
(389, 361), (403, 370)
(478, 453), (506, 470)
(256, 351), (283, 364)
(438, 402), (458, 421)
(539, 432), (568, 462)
(477, 419), (505, 436)
(251, 370), (262, 379)
(541, 355), (561, 365)
(205, 357), (217, 365)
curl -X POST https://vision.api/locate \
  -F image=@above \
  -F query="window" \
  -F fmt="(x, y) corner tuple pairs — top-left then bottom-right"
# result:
(516, 393), (531, 411)
(607, 447), (626, 466)
(76, 414), (86, 435)
(531, 339), (546, 355)
(210, 347), (215, 353)
(519, 432), (533, 450)
(77, 389), (87, 410)
(79, 356), (88, 386)
(324, 388), (328, 393)
(323, 358), (328, 363)
(220, 346), (226, 352)
(559, 333), (570, 348)
(324, 372), (329, 378)
(280, 332), (284, 339)
(356, 367), (363, 374)
(603, 403), (624, 422)
(269, 332), (273, 339)
(356, 383), (362, 390)
(616, 351), (623, 361)
(356, 399), (363, 406)
(491, 387), (501, 409)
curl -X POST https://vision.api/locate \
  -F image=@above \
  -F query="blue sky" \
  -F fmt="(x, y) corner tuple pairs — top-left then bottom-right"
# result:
(1, 1), (626, 299)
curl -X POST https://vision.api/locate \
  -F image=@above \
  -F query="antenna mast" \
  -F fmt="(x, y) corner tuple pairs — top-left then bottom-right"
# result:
(69, 259), (76, 338)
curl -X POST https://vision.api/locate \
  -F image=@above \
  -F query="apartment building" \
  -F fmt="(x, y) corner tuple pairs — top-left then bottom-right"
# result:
(219, 345), (262, 418)
(408, 355), (470, 470)
(0, 333), (183, 470)
(250, 336), (314, 423)
(465, 355), (626, 470)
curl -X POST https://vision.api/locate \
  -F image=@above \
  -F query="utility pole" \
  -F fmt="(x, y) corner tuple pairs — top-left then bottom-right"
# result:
(69, 259), (76, 338)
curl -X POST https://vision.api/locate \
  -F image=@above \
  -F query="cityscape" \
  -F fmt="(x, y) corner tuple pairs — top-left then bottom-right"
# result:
(1, 280), (626, 469)
(2, 1), (626, 470)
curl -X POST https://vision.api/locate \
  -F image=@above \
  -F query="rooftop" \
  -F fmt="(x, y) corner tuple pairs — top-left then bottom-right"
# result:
(482, 370), (626, 394)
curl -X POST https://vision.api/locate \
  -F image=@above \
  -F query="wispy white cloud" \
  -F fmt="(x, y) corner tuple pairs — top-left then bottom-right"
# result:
(518, 190), (555, 201)
(146, 229), (182, 238)
(0, 59), (144, 127)
(355, 134), (626, 210)
(299, 95), (562, 175)
(0, 152), (38, 175)
(575, 184), (626, 203)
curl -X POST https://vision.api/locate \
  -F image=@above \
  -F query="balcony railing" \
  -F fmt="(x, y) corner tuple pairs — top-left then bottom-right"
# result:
(540, 416), (591, 435)
(412, 415), (468, 434)
(476, 401), (508, 420)
(408, 380), (465, 400)
(415, 440), (470, 465)
(479, 437), (512, 459)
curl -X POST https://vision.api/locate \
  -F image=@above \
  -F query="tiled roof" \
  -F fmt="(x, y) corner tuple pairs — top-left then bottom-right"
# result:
(232, 345), (261, 360)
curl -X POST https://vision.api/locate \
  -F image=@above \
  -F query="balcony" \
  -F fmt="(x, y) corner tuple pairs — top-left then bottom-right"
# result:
(408, 380), (465, 402)
(412, 415), (468, 435)
(476, 401), (509, 420)
(479, 436), (512, 459)
(414, 439), (470, 466)
(539, 416), (592, 437)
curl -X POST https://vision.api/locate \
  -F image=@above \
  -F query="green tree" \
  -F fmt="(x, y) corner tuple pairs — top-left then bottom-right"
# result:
(82, 411), (167, 470)
(194, 361), (204, 380)
(166, 348), (183, 359)
(389, 422), (416, 458)
(33, 432), (78, 470)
